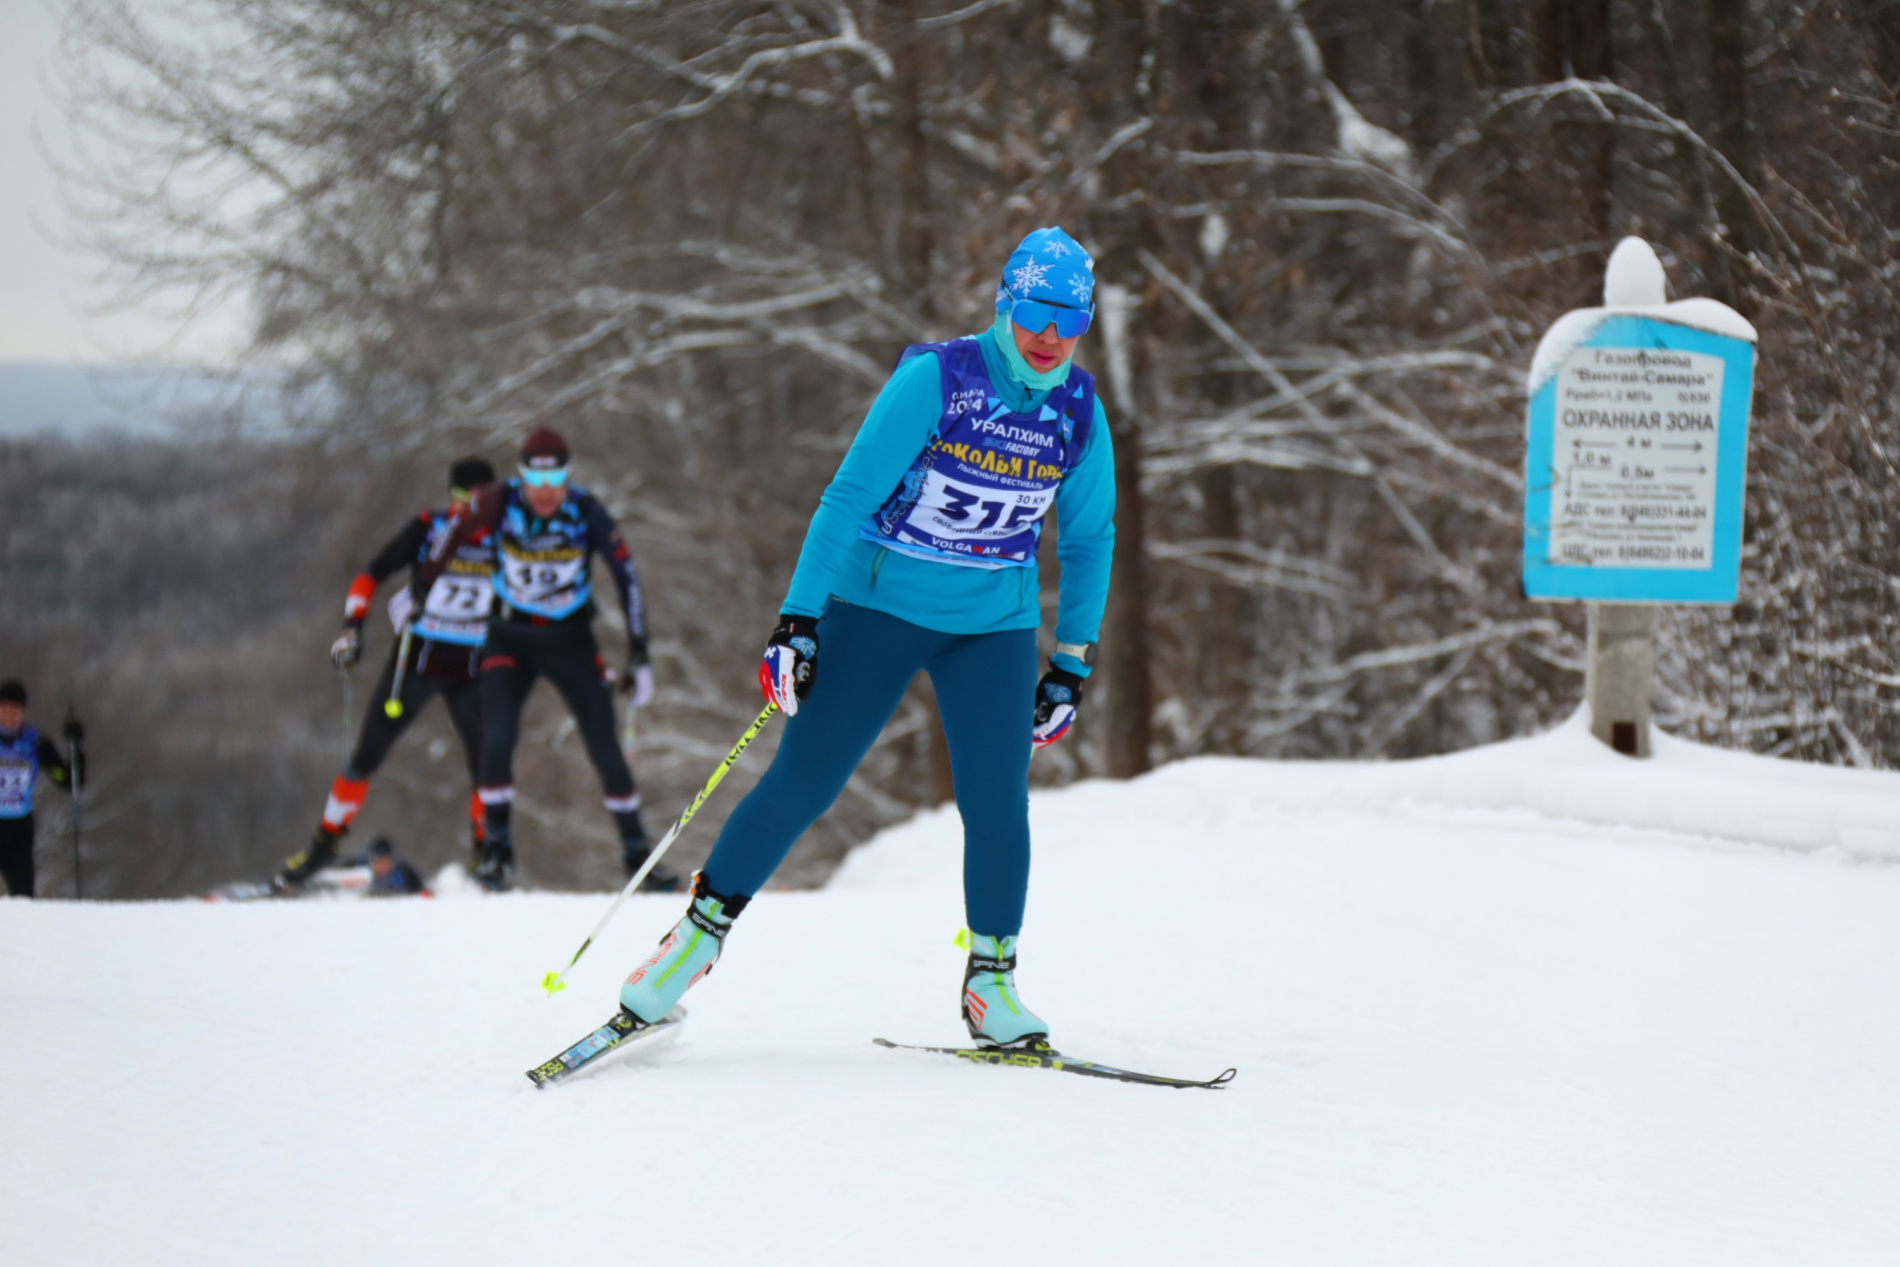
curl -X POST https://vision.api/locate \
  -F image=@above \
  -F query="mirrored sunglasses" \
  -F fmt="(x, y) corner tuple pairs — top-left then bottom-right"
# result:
(518, 464), (570, 488)
(1009, 295), (1093, 338)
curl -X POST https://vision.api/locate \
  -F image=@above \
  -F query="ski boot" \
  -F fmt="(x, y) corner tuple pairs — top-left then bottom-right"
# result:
(273, 827), (342, 894)
(620, 873), (749, 1023)
(616, 809), (682, 893)
(473, 835), (516, 893)
(467, 799), (486, 878)
(961, 933), (1050, 1049)
(627, 850), (685, 893)
(623, 838), (684, 893)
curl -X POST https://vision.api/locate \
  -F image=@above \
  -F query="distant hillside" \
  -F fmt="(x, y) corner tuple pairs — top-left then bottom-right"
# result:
(0, 362), (253, 438)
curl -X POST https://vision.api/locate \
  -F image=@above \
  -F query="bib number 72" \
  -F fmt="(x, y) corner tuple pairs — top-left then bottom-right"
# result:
(424, 575), (493, 619)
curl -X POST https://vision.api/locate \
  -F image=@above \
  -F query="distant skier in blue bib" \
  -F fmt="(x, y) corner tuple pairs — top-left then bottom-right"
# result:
(353, 836), (429, 896)
(0, 680), (85, 899)
(618, 227), (1116, 1049)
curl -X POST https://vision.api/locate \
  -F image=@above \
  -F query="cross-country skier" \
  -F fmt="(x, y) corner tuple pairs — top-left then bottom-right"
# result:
(617, 227), (1114, 1049)
(0, 680), (85, 899)
(416, 428), (676, 894)
(275, 456), (499, 892)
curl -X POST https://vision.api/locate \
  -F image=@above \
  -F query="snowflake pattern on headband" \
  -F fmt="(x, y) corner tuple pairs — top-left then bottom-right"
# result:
(1068, 273), (1094, 305)
(1010, 259), (1052, 294)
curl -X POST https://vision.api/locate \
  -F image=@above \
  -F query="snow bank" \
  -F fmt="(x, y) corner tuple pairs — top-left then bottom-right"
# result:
(840, 710), (1900, 902)
(7, 723), (1900, 1266)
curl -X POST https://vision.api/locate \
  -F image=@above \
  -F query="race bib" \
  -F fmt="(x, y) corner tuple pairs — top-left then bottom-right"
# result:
(860, 340), (1094, 570)
(424, 574), (493, 620)
(901, 470), (1056, 545)
(501, 555), (586, 605)
(0, 761), (32, 813)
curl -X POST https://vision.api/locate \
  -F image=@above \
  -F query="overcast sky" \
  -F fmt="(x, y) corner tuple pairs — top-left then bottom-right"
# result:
(0, 0), (244, 364)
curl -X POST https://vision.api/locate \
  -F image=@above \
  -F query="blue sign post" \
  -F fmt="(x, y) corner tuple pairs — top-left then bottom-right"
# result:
(1523, 317), (1756, 603)
(1521, 237), (1757, 758)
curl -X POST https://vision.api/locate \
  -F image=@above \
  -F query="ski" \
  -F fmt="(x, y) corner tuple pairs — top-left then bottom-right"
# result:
(203, 869), (374, 903)
(526, 1006), (685, 1088)
(872, 1038), (1236, 1090)
(202, 881), (288, 903)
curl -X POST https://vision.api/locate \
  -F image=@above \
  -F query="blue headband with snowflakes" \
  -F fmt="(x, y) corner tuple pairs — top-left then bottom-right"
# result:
(995, 227), (1095, 337)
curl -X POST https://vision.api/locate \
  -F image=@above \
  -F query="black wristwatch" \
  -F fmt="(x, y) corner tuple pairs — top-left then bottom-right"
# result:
(1054, 641), (1097, 667)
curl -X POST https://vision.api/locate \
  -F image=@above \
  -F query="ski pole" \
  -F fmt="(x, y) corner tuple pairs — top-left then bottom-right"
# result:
(66, 704), (82, 900)
(383, 622), (415, 719)
(340, 663), (355, 764)
(540, 700), (778, 996)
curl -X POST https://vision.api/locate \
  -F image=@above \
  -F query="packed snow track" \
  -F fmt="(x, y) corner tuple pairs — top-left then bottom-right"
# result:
(7, 716), (1900, 1265)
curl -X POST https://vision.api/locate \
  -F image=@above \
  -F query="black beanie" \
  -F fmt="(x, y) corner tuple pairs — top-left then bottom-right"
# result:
(449, 456), (496, 493)
(0, 680), (24, 706)
(519, 428), (570, 469)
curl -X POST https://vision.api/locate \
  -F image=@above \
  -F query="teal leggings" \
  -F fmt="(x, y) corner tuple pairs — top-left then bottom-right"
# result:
(703, 602), (1039, 936)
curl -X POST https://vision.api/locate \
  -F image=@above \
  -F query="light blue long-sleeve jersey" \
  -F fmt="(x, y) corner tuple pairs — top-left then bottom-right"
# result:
(782, 328), (1116, 677)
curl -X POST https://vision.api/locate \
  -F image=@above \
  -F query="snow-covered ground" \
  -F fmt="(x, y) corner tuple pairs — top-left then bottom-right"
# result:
(8, 713), (1900, 1265)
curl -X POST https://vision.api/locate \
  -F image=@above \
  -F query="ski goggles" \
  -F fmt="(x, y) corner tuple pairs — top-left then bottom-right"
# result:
(1007, 293), (1093, 338)
(518, 464), (570, 488)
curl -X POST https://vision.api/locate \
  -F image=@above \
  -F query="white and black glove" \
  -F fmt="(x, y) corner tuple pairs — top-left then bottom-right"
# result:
(759, 614), (819, 715)
(621, 637), (656, 708)
(1032, 667), (1084, 749)
(330, 627), (363, 670)
(386, 587), (416, 631)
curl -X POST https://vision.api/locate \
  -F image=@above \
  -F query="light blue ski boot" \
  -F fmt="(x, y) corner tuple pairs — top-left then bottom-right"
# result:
(620, 874), (749, 1023)
(961, 933), (1050, 1048)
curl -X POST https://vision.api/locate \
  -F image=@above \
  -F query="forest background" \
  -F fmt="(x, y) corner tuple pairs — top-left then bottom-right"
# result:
(5, 0), (1896, 898)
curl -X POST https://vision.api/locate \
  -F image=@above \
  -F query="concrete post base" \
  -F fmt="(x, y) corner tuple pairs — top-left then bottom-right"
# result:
(1585, 603), (1655, 757)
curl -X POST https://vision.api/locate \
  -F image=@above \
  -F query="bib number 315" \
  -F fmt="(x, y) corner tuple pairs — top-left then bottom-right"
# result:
(920, 476), (1053, 540)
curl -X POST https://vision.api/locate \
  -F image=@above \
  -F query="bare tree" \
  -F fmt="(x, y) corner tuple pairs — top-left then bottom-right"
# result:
(40, 0), (1900, 896)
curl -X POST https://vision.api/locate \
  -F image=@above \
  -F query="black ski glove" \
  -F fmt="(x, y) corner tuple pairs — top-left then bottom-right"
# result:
(1032, 667), (1085, 749)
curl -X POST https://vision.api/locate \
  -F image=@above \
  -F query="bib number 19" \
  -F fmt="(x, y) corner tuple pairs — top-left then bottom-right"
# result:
(504, 558), (583, 602)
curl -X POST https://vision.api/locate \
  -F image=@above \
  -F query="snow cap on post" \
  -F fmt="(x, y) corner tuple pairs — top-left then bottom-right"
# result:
(1528, 240), (1755, 398)
(1603, 237), (1667, 307)
(996, 227), (1095, 316)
